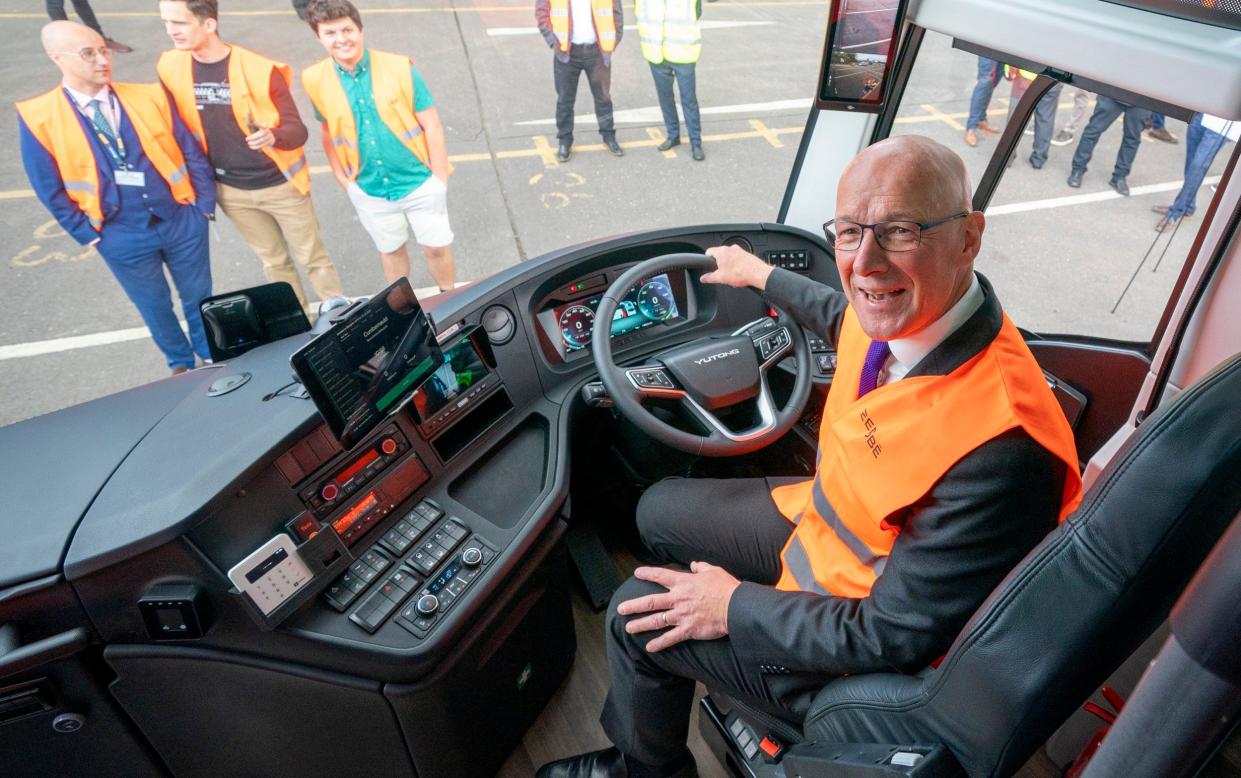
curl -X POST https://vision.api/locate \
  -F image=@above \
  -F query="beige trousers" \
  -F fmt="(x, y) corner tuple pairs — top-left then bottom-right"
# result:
(216, 180), (344, 306)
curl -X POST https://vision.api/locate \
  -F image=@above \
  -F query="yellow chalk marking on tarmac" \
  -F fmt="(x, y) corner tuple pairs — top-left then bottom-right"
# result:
(0, 189), (35, 200)
(749, 119), (785, 148)
(531, 135), (562, 167)
(920, 104), (964, 131)
(646, 127), (678, 158)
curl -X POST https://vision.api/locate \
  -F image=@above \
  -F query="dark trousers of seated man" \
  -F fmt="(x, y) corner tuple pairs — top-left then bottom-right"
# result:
(555, 43), (616, 146)
(602, 476), (835, 767)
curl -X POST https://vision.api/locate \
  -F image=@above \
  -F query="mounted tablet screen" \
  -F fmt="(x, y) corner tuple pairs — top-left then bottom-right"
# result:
(815, 0), (908, 112)
(291, 278), (443, 450)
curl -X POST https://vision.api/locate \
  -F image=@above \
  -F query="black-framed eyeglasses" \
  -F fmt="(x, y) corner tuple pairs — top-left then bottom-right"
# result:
(824, 212), (971, 252)
(54, 46), (113, 62)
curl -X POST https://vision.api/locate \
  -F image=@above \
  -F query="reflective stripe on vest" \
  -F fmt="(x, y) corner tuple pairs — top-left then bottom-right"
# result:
(158, 46), (311, 195)
(771, 303), (1082, 599)
(636, 0), (701, 64)
(301, 49), (452, 182)
(549, 0), (619, 54)
(16, 83), (197, 231)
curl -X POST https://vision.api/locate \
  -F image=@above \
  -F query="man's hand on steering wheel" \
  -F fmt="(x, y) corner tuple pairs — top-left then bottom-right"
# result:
(702, 245), (776, 290)
(592, 252), (812, 456)
(616, 562), (742, 652)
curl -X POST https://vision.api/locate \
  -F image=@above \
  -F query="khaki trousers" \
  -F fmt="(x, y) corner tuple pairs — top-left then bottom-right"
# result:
(216, 180), (344, 306)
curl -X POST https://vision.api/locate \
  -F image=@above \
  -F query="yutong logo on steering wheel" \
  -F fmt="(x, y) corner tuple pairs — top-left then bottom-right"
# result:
(694, 348), (742, 366)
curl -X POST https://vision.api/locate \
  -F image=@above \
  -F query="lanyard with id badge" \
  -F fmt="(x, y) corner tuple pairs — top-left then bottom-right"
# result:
(88, 93), (145, 188)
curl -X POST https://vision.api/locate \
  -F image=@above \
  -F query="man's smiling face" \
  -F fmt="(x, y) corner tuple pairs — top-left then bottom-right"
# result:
(833, 136), (984, 342)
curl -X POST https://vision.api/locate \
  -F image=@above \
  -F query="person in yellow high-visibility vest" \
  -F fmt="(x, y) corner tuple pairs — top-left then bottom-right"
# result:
(158, 0), (344, 309)
(302, 0), (457, 292)
(636, 0), (705, 161)
(536, 0), (625, 162)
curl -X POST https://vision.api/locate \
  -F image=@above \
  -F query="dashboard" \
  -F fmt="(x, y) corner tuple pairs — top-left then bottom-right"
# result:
(0, 223), (834, 778)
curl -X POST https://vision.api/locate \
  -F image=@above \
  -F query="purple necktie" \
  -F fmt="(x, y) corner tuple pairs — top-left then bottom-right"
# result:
(857, 340), (892, 398)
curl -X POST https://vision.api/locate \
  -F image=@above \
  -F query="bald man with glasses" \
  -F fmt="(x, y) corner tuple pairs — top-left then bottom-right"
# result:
(18, 21), (216, 374)
(539, 135), (1082, 778)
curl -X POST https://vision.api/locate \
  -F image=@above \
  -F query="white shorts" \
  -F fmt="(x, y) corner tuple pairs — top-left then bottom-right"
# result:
(347, 176), (454, 253)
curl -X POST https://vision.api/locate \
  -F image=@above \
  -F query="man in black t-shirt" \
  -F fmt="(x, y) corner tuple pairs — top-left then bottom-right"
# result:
(157, 0), (344, 308)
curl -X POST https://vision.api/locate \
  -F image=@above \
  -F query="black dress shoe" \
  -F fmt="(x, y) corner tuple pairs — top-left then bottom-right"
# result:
(657, 137), (681, 152)
(557, 142), (572, 162)
(1109, 176), (1130, 197)
(691, 143), (704, 161)
(536, 747), (698, 778)
(605, 137), (624, 156)
(1066, 169), (1084, 188)
(1028, 155), (1044, 170)
(537, 748), (627, 778)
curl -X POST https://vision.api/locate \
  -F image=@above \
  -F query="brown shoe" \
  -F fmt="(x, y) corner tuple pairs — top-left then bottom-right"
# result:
(977, 120), (1001, 135)
(964, 129), (978, 147)
(171, 366), (189, 376)
(1147, 126), (1178, 144)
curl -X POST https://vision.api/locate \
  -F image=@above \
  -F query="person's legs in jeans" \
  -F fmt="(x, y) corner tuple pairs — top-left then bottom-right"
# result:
(1111, 106), (1150, 180)
(161, 206), (213, 363)
(1029, 83), (1062, 167)
(1149, 112), (1166, 130)
(1167, 126), (1227, 220)
(965, 57), (1000, 132)
(553, 53), (582, 146)
(1070, 96), (1124, 174)
(650, 61), (680, 140)
(583, 47), (616, 141)
(671, 62), (701, 144)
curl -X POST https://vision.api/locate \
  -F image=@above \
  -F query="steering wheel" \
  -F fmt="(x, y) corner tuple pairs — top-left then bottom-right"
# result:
(591, 253), (813, 457)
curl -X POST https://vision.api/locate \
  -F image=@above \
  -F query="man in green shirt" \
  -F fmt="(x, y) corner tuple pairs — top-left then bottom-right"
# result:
(303, 0), (456, 291)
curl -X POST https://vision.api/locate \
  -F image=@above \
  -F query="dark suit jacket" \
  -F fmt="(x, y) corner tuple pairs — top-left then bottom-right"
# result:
(726, 268), (1067, 676)
(535, 0), (624, 64)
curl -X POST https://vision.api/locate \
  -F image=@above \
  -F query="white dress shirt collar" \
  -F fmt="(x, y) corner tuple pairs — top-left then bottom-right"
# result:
(63, 83), (117, 132)
(883, 273), (984, 384)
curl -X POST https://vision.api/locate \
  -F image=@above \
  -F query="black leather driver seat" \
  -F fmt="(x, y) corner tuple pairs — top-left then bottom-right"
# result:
(703, 351), (1241, 778)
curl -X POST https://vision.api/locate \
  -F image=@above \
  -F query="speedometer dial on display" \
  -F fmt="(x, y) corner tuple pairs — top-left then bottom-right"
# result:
(637, 280), (676, 321)
(559, 305), (596, 350)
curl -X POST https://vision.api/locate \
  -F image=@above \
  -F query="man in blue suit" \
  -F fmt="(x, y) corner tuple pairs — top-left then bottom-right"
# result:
(18, 21), (217, 374)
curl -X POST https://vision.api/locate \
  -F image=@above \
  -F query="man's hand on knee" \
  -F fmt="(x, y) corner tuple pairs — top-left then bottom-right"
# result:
(616, 562), (740, 653)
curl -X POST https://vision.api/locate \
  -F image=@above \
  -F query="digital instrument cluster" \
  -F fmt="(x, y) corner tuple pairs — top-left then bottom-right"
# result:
(541, 273), (684, 360)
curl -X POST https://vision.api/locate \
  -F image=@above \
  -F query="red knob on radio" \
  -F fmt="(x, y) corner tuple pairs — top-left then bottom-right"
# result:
(380, 438), (397, 455)
(321, 483), (340, 501)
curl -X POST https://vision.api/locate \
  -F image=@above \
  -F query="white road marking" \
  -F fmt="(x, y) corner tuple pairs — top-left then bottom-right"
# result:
(839, 38), (890, 50)
(987, 176), (1220, 216)
(1, 180), (1220, 362)
(516, 98), (813, 126)
(0, 285), (451, 362)
(487, 20), (774, 36)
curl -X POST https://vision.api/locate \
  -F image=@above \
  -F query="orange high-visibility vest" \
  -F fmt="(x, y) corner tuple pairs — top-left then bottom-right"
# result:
(549, 0), (619, 54)
(16, 83), (197, 232)
(302, 49), (451, 181)
(157, 46), (310, 195)
(771, 305), (1082, 598)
